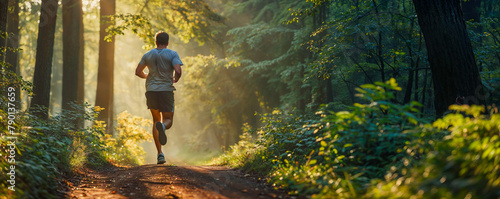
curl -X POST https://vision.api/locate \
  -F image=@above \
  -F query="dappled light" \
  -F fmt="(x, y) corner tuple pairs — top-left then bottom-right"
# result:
(1, 0), (500, 198)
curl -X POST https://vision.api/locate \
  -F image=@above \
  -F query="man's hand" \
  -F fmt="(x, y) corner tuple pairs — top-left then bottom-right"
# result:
(135, 64), (148, 79)
(173, 64), (182, 83)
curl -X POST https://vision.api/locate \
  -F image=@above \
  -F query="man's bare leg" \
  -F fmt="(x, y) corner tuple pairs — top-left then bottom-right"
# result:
(150, 109), (162, 154)
(161, 112), (174, 130)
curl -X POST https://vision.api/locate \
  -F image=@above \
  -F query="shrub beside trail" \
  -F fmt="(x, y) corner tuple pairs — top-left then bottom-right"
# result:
(214, 79), (500, 198)
(0, 103), (151, 199)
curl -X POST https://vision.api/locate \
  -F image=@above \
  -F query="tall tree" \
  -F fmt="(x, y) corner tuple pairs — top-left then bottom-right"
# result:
(62, 0), (84, 110)
(412, 0), (485, 116)
(6, 0), (20, 106)
(31, 0), (59, 119)
(0, 0), (7, 95)
(95, 0), (115, 133)
(313, 2), (333, 106)
(78, 11), (84, 102)
(0, 0), (7, 62)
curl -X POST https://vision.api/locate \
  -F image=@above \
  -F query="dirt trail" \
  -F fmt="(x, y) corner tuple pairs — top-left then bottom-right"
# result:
(67, 164), (291, 199)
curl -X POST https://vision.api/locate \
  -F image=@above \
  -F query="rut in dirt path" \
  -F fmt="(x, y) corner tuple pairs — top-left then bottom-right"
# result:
(69, 164), (292, 199)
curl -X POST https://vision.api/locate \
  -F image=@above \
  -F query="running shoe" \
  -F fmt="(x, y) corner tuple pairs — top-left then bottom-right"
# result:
(157, 153), (166, 164)
(156, 121), (167, 145)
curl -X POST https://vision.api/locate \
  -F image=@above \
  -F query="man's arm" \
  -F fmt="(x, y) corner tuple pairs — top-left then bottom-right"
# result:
(135, 63), (148, 79)
(173, 64), (182, 83)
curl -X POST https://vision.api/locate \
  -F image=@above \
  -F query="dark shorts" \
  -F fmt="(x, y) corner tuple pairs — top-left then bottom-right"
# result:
(145, 91), (175, 112)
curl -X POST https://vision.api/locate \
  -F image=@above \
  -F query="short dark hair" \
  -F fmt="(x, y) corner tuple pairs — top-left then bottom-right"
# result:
(155, 31), (169, 45)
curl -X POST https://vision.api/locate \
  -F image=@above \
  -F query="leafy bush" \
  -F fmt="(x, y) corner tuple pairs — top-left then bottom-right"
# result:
(102, 111), (152, 166)
(0, 65), (32, 100)
(212, 109), (321, 174)
(212, 124), (261, 167)
(367, 105), (500, 199)
(217, 78), (500, 199)
(215, 78), (431, 197)
(0, 103), (106, 199)
(0, 103), (153, 198)
(269, 78), (429, 197)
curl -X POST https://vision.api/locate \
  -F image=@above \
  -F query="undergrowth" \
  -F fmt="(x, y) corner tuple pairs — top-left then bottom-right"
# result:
(0, 103), (107, 198)
(367, 105), (500, 198)
(213, 78), (500, 198)
(0, 103), (151, 199)
(103, 111), (152, 166)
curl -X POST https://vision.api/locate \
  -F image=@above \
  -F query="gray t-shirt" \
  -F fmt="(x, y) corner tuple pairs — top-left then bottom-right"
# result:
(139, 48), (183, 91)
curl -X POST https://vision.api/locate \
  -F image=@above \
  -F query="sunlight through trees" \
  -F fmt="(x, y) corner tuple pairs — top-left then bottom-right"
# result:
(1, 0), (500, 198)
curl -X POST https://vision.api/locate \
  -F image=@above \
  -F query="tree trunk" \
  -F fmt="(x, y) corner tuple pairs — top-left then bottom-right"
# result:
(413, 66), (419, 102)
(414, 31), (424, 103)
(298, 64), (306, 111)
(5, 0), (21, 105)
(78, 15), (84, 102)
(0, 0), (6, 95)
(6, 0), (20, 107)
(421, 68), (429, 112)
(325, 77), (333, 103)
(95, 0), (115, 134)
(31, 0), (59, 119)
(0, 0), (6, 99)
(62, 0), (84, 110)
(0, 0), (7, 62)
(313, 2), (333, 105)
(412, 0), (485, 116)
(403, 69), (414, 104)
(62, 0), (84, 127)
(372, 0), (386, 83)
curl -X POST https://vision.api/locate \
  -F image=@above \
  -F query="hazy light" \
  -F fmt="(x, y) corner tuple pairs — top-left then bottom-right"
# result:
(82, 0), (99, 12)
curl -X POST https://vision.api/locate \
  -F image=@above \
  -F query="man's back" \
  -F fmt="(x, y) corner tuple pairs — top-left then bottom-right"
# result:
(140, 48), (182, 92)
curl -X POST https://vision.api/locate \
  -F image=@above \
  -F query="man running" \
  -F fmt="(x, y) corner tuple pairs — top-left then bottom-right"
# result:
(135, 31), (182, 164)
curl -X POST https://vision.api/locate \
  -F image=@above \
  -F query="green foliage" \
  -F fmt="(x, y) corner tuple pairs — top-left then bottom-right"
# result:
(102, 111), (152, 166)
(0, 69), (32, 100)
(469, 16), (500, 105)
(318, 78), (422, 174)
(104, 14), (154, 48)
(215, 79), (431, 197)
(217, 77), (500, 198)
(0, 31), (32, 101)
(211, 109), (320, 174)
(106, 0), (224, 47)
(367, 105), (500, 199)
(0, 103), (106, 198)
(223, 0), (323, 110)
(0, 103), (151, 198)
(196, 0), (498, 157)
(268, 79), (427, 197)
(253, 109), (320, 173)
(211, 124), (261, 168)
(303, 0), (430, 106)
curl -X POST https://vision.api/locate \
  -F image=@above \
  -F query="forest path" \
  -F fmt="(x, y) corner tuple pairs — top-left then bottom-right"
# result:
(67, 164), (291, 199)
